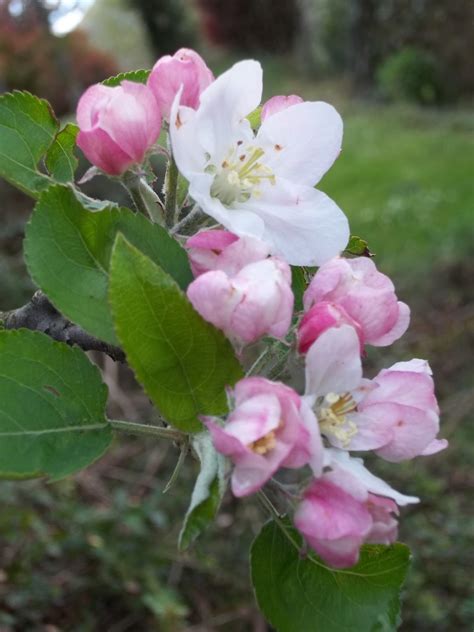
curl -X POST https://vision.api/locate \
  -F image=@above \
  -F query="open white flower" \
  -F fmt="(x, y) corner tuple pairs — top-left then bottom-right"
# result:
(170, 60), (349, 266)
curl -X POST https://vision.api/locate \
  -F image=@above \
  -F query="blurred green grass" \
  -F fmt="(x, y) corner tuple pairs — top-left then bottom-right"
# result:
(322, 105), (474, 279)
(1, 62), (473, 630)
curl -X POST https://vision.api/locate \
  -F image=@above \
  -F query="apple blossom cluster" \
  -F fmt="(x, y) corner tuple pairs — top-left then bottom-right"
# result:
(76, 48), (447, 569)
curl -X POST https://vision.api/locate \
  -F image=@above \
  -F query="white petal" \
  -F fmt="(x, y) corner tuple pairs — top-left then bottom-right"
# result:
(194, 60), (262, 163)
(305, 325), (362, 398)
(327, 449), (419, 506)
(240, 179), (349, 266)
(169, 99), (207, 178)
(257, 101), (343, 186)
(170, 61), (261, 178)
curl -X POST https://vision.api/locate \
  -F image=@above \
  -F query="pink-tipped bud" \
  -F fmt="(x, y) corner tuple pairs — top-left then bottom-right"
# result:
(187, 257), (294, 346)
(147, 48), (214, 119)
(297, 301), (364, 354)
(76, 81), (161, 176)
(304, 256), (411, 347)
(185, 230), (270, 277)
(295, 479), (372, 568)
(261, 94), (304, 121)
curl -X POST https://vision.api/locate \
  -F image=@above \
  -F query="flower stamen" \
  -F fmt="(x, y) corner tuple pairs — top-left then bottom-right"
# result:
(318, 392), (358, 447)
(210, 144), (275, 206)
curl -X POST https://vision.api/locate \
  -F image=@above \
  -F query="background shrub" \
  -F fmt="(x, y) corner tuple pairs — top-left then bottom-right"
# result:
(377, 47), (444, 105)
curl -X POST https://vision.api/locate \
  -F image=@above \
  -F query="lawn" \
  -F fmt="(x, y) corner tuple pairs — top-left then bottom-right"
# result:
(0, 65), (473, 630)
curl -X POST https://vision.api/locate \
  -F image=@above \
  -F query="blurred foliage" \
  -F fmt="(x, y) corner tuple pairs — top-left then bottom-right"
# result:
(352, 0), (473, 96)
(128, 0), (197, 57)
(81, 0), (154, 71)
(0, 0), (118, 115)
(297, 0), (473, 99)
(195, 0), (300, 53)
(376, 47), (444, 105)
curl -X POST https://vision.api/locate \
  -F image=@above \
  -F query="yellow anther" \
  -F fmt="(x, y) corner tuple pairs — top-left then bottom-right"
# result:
(249, 431), (277, 455)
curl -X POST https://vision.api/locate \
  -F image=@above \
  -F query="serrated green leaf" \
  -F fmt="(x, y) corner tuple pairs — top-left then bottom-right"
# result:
(0, 91), (57, 197)
(25, 184), (193, 344)
(0, 329), (112, 480)
(109, 236), (243, 432)
(103, 69), (151, 87)
(251, 520), (411, 632)
(344, 235), (374, 257)
(179, 432), (227, 550)
(45, 123), (79, 183)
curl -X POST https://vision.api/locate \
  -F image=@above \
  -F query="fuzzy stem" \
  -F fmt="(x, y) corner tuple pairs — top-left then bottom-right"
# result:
(171, 204), (203, 235)
(257, 490), (301, 551)
(109, 419), (185, 442)
(164, 154), (179, 228)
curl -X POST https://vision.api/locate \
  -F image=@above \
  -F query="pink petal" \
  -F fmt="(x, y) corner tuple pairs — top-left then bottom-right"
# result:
(305, 325), (362, 399)
(295, 479), (372, 568)
(369, 301), (410, 346)
(421, 438), (448, 455)
(261, 94), (303, 121)
(224, 393), (281, 444)
(77, 128), (133, 176)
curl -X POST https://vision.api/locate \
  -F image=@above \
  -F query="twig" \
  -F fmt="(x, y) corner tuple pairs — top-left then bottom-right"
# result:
(1, 291), (125, 362)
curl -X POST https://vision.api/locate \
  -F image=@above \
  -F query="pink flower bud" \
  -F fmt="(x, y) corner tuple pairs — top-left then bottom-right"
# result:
(148, 48), (214, 119)
(76, 81), (161, 176)
(186, 230), (270, 277)
(187, 257), (294, 346)
(304, 256), (410, 347)
(204, 377), (322, 497)
(295, 463), (404, 567)
(261, 94), (304, 121)
(297, 301), (363, 354)
(365, 495), (399, 545)
(358, 359), (447, 462)
(294, 479), (372, 568)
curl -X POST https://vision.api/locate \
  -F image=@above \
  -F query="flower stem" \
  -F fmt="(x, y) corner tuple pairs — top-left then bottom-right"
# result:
(171, 203), (203, 235)
(164, 153), (179, 228)
(109, 419), (185, 442)
(245, 347), (271, 376)
(257, 490), (301, 551)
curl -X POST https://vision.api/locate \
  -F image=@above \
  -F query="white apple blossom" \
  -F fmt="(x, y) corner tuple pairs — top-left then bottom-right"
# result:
(169, 60), (349, 266)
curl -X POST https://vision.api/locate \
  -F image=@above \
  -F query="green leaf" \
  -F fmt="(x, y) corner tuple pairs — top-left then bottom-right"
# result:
(251, 520), (411, 632)
(247, 106), (262, 130)
(103, 69), (151, 87)
(25, 184), (193, 344)
(109, 235), (243, 432)
(45, 123), (79, 183)
(0, 329), (112, 480)
(179, 432), (227, 550)
(291, 266), (316, 312)
(0, 91), (57, 197)
(344, 235), (375, 258)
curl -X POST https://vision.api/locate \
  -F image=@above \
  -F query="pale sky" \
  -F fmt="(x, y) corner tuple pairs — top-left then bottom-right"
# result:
(50, 0), (96, 35)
